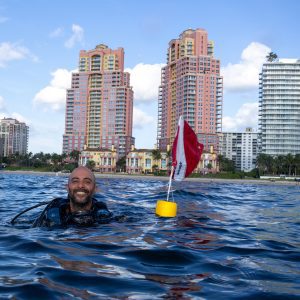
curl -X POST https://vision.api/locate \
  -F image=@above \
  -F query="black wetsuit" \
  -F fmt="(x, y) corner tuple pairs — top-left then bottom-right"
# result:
(33, 198), (112, 228)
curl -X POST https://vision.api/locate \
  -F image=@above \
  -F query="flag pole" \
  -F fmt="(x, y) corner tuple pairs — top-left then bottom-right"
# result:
(155, 165), (177, 217)
(166, 166), (174, 201)
(155, 115), (203, 218)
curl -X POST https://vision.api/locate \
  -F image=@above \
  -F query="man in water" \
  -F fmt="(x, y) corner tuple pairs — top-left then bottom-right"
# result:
(33, 166), (112, 227)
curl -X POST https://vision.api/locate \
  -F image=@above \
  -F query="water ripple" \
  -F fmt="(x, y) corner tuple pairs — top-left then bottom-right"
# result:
(0, 172), (300, 299)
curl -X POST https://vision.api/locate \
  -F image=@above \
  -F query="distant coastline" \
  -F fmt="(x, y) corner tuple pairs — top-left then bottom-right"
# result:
(1, 170), (299, 186)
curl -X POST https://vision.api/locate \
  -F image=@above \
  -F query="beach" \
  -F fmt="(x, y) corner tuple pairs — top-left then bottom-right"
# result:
(1, 169), (299, 186)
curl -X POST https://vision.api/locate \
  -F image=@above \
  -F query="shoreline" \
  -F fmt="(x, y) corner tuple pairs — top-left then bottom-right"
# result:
(1, 170), (299, 186)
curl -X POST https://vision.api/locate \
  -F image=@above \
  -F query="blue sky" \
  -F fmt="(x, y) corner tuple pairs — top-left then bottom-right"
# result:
(0, 0), (299, 154)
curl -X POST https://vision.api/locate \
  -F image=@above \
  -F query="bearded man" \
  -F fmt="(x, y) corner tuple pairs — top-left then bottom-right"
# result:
(33, 166), (112, 227)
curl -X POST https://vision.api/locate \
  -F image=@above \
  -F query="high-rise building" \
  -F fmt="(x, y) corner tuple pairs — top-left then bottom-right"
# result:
(219, 128), (258, 172)
(258, 59), (300, 155)
(63, 44), (134, 158)
(157, 28), (223, 152)
(0, 118), (29, 157)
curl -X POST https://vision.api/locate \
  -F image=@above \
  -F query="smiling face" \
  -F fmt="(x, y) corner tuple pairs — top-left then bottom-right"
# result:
(67, 166), (96, 212)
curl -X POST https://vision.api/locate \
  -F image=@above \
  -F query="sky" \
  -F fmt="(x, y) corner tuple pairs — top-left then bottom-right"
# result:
(0, 0), (299, 154)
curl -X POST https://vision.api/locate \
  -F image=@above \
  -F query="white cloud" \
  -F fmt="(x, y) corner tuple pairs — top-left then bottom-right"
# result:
(0, 42), (37, 67)
(133, 107), (154, 129)
(222, 102), (258, 132)
(50, 68), (73, 88)
(64, 24), (84, 48)
(0, 111), (29, 125)
(125, 63), (165, 102)
(221, 42), (271, 92)
(10, 112), (30, 124)
(33, 69), (73, 111)
(0, 96), (29, 123)
(49, 27), (64, 38)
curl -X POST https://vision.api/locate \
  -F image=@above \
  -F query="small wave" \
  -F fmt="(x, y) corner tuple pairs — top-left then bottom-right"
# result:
(1, 174), (300, 299)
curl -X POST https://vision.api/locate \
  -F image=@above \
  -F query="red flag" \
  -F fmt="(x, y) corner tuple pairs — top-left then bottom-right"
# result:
(172, 116), (203, 181)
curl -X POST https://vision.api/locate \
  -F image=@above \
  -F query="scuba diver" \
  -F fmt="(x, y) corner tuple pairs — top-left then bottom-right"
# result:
(12, 166), (113, 228)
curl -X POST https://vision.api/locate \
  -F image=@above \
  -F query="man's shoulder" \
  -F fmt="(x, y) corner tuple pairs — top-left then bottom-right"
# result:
(33, 198), (68, 228)
(48, 197), (68, 208)
(93, 198), (113, 220)
(93, 198), (109, 209)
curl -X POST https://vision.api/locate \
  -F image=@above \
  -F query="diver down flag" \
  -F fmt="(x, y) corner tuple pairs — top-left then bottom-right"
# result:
(172, 116), (203, 181)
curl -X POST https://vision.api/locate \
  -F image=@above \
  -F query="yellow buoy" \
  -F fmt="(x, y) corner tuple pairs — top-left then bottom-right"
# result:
(155, 200), (177, 217)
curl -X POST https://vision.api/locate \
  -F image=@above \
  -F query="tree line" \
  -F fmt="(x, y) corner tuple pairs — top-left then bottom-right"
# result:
(256, 153), (300, 177)
(213, 153), (299, 178)
(0, 150), (81, 172)
(0, 149), (168, 173)
(1, 150), (299, 178)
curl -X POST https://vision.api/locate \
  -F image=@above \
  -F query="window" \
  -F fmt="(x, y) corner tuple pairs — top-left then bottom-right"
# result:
(145, 158), (151, 168)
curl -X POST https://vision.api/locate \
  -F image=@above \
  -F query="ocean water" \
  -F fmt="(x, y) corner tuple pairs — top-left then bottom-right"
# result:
(0, 172), (299, 299)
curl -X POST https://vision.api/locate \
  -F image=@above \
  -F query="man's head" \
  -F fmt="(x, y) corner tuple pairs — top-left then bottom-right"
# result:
(66, 166), (96, 212)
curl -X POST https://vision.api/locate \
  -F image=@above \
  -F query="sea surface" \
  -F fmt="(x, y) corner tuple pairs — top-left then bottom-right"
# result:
(0, 172), (299, 299)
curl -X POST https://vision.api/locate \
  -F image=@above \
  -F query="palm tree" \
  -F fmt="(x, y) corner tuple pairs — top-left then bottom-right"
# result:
(27, 152), (33, 167)
(218, 154), (225, 172)
(116, 156), (126, 172)
(266, 52), (278, 62)
(206, 163), (213, 171)
(51, 153), (61, 167)
(86, 160), (96, 171)
(152, 149), (162, 172)
(44, 153), (52, 162)
(273, 155), (285, 175)
(61, 152), (67, 164)
(294, 154), (300, 176)
(69, 150), (81, 164)
(256, 153), (269, 175)
(218, 154), (235, 172)
(285, 153), (294, 176)
(166, 148), (172, 171)
(152, 164), (159, 174)
(31, 152), (47, 167)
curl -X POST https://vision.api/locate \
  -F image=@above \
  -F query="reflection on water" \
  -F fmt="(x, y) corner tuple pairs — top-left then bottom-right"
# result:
(0, 172), (300, 299)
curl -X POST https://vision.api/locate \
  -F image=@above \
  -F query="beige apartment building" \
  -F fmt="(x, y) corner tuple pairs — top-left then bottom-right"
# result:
(157, 28), (223, 153)
(63, 44), (134, 158)
(0, 118), (29, 157)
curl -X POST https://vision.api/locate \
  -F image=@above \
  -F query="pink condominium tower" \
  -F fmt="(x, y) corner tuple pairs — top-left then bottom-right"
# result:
(63, 44), (134, 157)
(157, 29), (223, 152)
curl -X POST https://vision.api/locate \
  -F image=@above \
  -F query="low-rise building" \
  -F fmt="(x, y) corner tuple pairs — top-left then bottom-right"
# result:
(126, 147), (170, 174)
(197, 150), (219, 174)
(126, 145), (218, 175)
(79, 146), (118, 173)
